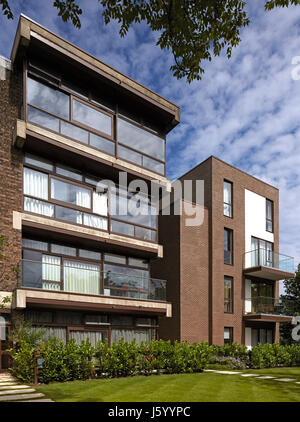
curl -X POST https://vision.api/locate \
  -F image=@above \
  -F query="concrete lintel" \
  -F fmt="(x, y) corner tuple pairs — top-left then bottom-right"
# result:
(12, 289), (26, 310)
(13, 120), (26, 148)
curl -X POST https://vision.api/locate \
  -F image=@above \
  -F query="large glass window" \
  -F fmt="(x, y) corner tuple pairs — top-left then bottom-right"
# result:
(73, 99), (112, 136)
(224, 228), (233, 265)
(51, 178), (91, 209)
(266, 199), (273, 232)
(23, 156), (156, 241)
(23, 168), (48, 200)
(251, 237), (274, 267)
(224, 277), (233, 313)
(64, 260), (100, 295)
(27, 77), (69, 119)
(223, 180), (233, 217)
(118, 118), (164, 161)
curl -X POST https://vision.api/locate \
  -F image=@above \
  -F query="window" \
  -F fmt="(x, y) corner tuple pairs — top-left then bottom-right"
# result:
(51, 178), (91, 208)
(251, 237), (274, 267)
(23, 168), (49, 200)
(73, 99), (112, 136)
(118, 118), (164, 162)
(27, 77), (69, 119)
(266, 199), (273, 232)
(224, 327), (233, 345)
(224, 228), (233, 265)
(223, 180), (233, 217)
(224, 277), (233, 313)
(251, 328), (273, 346)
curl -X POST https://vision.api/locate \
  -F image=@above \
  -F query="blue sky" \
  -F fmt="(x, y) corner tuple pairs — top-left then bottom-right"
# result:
(1, 1), (300, 286)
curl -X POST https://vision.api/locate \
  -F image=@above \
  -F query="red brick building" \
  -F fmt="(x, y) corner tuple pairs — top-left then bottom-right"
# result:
(0, 15), (179, 370)
(0, 15), (295, 371)
(152, 156), (295, 347)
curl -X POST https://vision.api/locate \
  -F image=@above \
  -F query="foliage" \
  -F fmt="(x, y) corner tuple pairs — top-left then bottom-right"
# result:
(8, 317), (46, 349)
(9, 339), (35, 383)
(251, 343), (293, 368)
(280, 263), (300, 345)
(213, 342), (249, 365)
(214, 356), (247, 369)
(10, 337), (300, 384)
(1, 1), (300, 81)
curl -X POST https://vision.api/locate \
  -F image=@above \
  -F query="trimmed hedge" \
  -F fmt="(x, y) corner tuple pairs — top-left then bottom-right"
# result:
(10, 339), (300, 384)
(10, 338), (213, 384)
(212, 342), (300, 369)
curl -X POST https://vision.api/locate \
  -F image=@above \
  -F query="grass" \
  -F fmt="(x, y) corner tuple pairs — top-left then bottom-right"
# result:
(35, 367), (300, 402)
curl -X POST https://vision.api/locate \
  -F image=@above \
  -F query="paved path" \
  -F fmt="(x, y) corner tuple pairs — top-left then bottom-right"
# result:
(0, 373), (53, 402)
(204, 369), (300, 385)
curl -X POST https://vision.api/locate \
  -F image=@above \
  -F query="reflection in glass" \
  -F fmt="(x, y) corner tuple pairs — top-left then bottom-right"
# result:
(28, 106), (60, 132)
(61, 121), (89, 144)
(118, 118), (164, 161)
(73, 99), (112, 135)
(111, 220), (134, 237)
(51, 178), (91, 208)
(56, 205), (82, 224)
(27, 77), (69, 119)
(117, 145), (142, 166)
(143, 156), (164, 175)
(90, 133), (115, 155)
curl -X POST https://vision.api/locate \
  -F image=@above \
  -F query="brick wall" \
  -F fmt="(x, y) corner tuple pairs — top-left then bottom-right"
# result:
(0, 64), (23, 292)
(153, 156), (280, 346)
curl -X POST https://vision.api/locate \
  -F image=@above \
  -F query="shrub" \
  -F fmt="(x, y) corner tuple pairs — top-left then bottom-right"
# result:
(287, 344), (300, 366)
(39, 337), (69, 383)
(250, 343), (293, 369)
(64, 339), (95, 381)
(9, 340), (35, 383)
(215, 356), (247, 370)
(213, 342), (249, 365)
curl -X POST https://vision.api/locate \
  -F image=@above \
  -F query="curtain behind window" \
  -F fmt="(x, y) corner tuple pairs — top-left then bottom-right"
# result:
(69, 330), (106, 347)
(24, 167), (48, 199)
(64, 260), (100, 295)
(111, 328), (152, 345)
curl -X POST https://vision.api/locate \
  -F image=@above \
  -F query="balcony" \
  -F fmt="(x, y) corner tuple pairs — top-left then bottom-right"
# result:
(15, 259), (171, 317)
(244, 296), (295, 322)
(20, 259), (166, 302)
(243, 249), (294, 280)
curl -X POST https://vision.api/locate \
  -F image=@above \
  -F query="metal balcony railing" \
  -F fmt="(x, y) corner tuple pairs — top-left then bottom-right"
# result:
(244, 296), (298, 316)
(243, 249), (294, 273)
(20, 259), (167, 302)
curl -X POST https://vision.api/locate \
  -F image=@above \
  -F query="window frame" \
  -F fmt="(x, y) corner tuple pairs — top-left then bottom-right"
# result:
(224, 276), (233, 313)
(266, 199), (274, 233)
(25, 61), (167, 177)
(22, 155), (158, 241)
(224, 327), (233, 345)
(224, 228), (233, 265)
(223, 180), (233, 218)
(22, 238), (152, 299)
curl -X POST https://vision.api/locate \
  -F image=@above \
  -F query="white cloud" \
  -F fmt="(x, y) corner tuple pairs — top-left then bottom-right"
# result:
(0, 0), (299, 287)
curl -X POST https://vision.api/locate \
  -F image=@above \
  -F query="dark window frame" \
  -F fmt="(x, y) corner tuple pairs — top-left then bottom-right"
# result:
(23, 156), (158, 242)
(266, 199), (274, 233)
(25, 61), (166, 177)
(224, 228), (233, 265)
(224, 276), (233, 313)
(224, 327), (233, 345)
(223, 180), (233, 218)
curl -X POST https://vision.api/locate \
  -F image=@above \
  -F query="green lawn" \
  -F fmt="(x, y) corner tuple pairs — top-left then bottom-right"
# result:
(35, 368), (300, 402)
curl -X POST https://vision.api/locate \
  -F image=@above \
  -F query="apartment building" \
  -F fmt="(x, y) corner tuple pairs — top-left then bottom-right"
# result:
(152, 156), (295, 348)
(0, 15), (180, 371)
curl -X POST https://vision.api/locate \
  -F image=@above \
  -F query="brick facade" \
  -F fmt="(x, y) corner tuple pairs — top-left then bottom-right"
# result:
(153, 156), (282, 346)
(0, 64), (23, 292)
